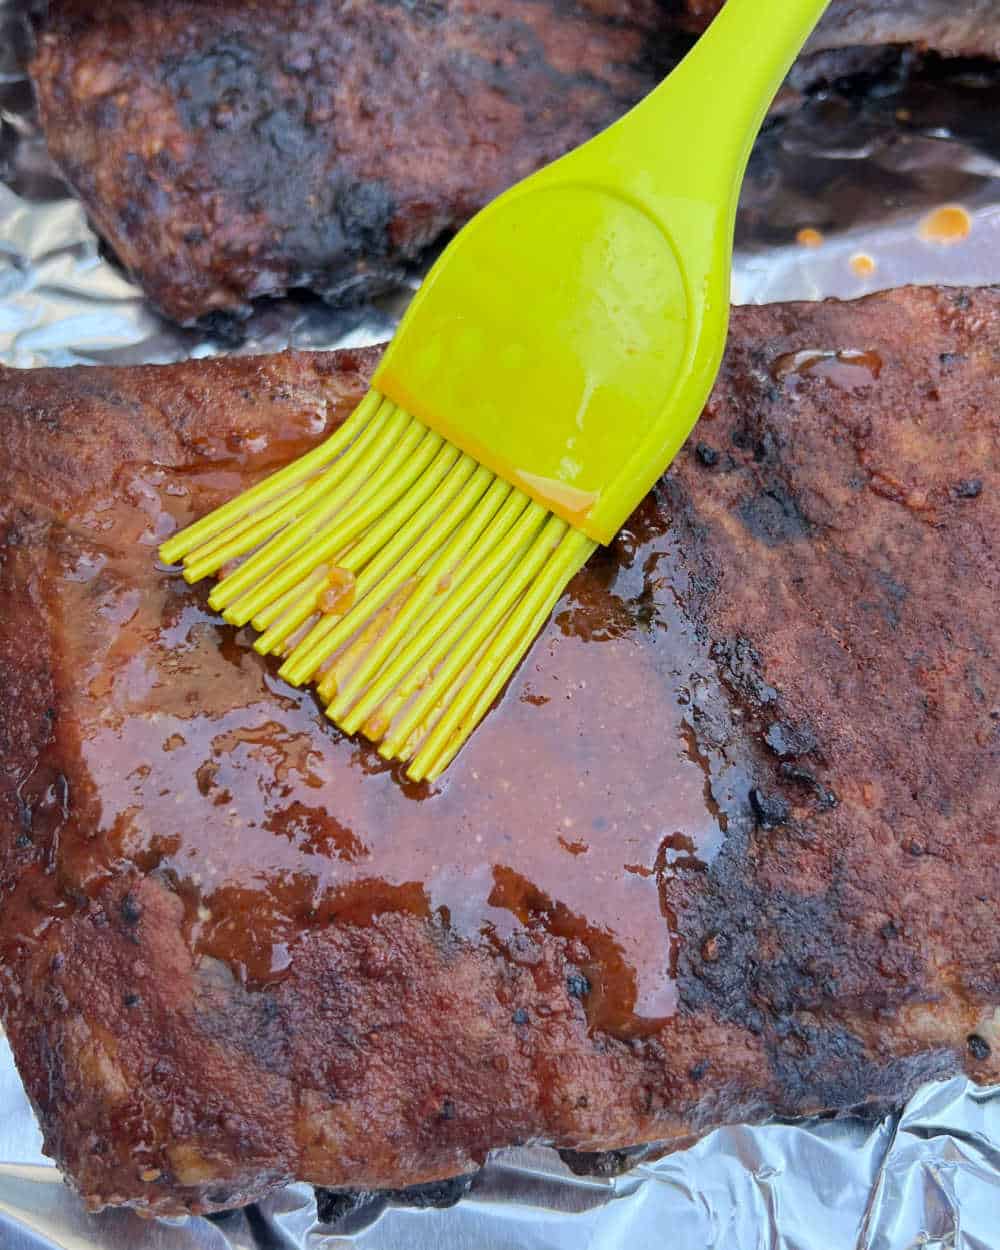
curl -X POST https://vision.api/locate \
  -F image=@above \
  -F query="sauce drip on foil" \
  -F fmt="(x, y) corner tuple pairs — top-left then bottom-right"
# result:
(850, 253), (876, 278)
(919, 204), (972, 245)
(39, 418), (745, 1040)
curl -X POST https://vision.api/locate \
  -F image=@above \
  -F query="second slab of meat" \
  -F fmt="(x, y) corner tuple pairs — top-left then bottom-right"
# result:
(30, 0), (1000, 325)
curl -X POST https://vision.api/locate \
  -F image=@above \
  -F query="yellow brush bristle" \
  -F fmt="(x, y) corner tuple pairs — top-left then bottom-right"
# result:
(160, 389), (596, 781)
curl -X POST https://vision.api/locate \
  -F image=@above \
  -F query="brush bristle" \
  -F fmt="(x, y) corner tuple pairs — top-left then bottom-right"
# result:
(159, 389), (596, 780)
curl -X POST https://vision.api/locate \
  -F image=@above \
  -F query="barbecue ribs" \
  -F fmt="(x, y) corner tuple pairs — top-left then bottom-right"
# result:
(29, 0), (1000, 324)
(1, 285), (998, 1215)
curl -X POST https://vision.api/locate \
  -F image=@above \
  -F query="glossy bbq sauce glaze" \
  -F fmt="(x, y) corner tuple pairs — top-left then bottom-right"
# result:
(42, 401), (748, 1041)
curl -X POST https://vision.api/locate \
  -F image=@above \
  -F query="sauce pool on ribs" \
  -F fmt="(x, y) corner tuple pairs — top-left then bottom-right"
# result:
(0, 285), (998, 1215)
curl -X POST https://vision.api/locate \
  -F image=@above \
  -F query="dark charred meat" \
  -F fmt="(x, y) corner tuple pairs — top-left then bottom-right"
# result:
(30, 0), (1000, 326)
(30, 0), (680, 324)
(1, 285), (998, 1215)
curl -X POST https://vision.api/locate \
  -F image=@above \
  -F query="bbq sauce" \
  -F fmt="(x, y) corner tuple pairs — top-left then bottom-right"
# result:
(773, 348), (883, 393)
(38, 423), (746, 1041)
(919, 204), (972, 245)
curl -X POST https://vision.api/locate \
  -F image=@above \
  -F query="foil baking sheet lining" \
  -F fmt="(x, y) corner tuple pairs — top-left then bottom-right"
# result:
(2, 1), (1000, 1246)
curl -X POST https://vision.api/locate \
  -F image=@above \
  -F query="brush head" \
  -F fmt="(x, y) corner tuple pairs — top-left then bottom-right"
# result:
(160, 0), (830, 774)
(160, 390), (595, 781)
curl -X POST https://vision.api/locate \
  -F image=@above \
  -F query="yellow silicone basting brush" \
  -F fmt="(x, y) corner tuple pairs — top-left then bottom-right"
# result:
(161, 0), (828, 781)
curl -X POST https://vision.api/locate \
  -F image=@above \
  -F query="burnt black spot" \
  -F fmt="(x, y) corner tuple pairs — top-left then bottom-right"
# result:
(712, 637), (778, 707)
(953, 479), (983, 499)
(689, 1059), (709, 1081)
(938, 352), (966, 372)
(195, 310), (248, 348)
(334, 179), (395, 259)
(120, 893), (143, 925)
(163, 34), (399, 310)
(738, 484), (812, 546)
(731, 425), (752, 451)
(166, 39), (260, 130)
(750, 788), (789, 829)
(695, 442), (720, 468)
(779, 763), (838, 809)
(315, 1173), (473, 1227)
(124, 992), (141, 1008)
(512, 1007), (529, 1025)
(753, 431), (780, 464)
(968, 1034), (991, 1061)
(679, 767), (962, 1124)
(764, 720), (817, 759)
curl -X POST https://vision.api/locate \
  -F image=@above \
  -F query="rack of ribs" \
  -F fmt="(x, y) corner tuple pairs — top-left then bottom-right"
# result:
(28, 0), (1000, 325)
(1, 285), (997, 1215)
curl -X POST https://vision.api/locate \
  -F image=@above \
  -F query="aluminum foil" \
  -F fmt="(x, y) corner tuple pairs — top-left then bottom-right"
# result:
(3, 1), (1000, 1246)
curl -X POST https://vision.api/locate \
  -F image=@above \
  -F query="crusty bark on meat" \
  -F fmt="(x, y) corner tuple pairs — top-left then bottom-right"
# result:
(29, 0), (680, 324)
(1, 286), (998, 1215)
(29, 0), (1000, 325)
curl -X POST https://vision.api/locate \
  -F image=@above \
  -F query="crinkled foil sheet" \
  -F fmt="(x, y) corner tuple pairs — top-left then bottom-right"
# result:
(3, 1), (1000, 1246)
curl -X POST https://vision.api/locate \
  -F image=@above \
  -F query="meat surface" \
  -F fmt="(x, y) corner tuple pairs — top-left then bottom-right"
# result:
(30, 0), (1000, 326)
(1, 285), (998, 1215)
(30, 0), (679, 325)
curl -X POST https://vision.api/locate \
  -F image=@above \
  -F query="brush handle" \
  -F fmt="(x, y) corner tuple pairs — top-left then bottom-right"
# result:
(622, 0), (829, 202)
(530, 0), (830, 247)
(374, 0), (830, 543)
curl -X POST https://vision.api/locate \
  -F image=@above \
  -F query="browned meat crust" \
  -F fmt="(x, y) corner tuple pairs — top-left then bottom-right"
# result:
(30, 1), (1000, 326)
(29, 0), (677, 324)
(1, 286), (999, 1216)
